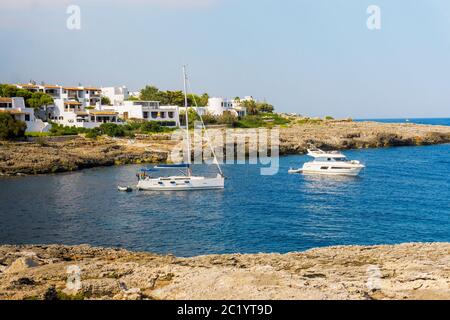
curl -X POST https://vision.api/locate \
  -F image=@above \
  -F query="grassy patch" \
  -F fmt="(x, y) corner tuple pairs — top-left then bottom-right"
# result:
(236, 113), (290, 128)
(25, 132), (51, 137)
(55, 290), (86, 300)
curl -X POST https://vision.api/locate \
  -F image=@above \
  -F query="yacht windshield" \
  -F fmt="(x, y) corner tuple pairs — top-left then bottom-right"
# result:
(314, 156), (347, 162)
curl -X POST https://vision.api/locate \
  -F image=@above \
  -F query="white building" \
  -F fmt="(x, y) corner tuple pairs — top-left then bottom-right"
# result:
(12, 83), (182, 129)
(16, 83), (120, 128)
(0, 97), (51, 132)
(108, 100), (180, 127)
(206, 96), (251, 117)
(101, 86), (129, 106)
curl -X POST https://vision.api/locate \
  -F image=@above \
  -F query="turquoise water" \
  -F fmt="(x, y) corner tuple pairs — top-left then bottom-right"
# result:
(356, 118), (450, 126)
(1, 144), (450, 257)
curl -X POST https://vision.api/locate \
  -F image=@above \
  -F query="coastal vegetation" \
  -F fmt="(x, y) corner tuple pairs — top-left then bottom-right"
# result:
(0, 113), (27, 140)
(140, 85), (209, 107)
(101, 96), (112, 106)
(47, 121), (176, 139)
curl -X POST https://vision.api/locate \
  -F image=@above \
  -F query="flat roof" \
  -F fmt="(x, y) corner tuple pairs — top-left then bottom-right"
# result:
(17, 84), (39, 88)
(0, 98), (13, 103)
(63, 87), (83, 91)
(64, 101), (82, 105)
(89, 110), (118, 115)
(0, 109), (26, 115)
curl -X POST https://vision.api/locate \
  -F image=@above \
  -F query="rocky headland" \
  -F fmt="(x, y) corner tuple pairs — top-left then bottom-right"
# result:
(0, 243), (449, 300)
(1, 121), (450, 176)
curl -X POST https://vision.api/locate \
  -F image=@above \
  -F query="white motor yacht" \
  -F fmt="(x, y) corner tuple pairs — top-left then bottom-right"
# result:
(289, 148), (365, 176)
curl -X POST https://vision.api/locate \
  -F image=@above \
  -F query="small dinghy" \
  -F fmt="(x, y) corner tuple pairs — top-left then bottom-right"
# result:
(117, 186), (132, 192)
(288, 168), (303, 174)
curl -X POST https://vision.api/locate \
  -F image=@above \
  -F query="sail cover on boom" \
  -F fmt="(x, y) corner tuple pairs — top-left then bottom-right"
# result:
(154, 164), (190, 169)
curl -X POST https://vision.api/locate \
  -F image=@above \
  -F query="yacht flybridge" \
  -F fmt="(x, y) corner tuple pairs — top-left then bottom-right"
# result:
(289, 148), (365, 176)
(136, 67), (225, 191)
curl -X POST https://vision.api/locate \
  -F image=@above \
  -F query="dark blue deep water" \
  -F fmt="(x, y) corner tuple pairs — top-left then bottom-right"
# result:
(1, 144), (450, 257)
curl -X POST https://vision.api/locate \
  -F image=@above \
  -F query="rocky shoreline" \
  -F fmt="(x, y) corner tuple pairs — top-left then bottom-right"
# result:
(0, 243), (449, 300)
(1, 121), (450, 176)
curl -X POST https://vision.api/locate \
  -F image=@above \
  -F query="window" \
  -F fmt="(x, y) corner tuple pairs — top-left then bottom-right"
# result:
(160, 112), (166, 118)
(143, 111), (148, 119)
(25, 114), (30, 121)
(168, 112), (174, 118)
(91, 116), (95, 121)
(151, 112), (158, 118)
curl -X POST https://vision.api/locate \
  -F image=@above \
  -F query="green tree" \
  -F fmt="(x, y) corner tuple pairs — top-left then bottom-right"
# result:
(0, 84), (19, 98)
(242, 100), (259, 115)
(26, 92), (54, 110)
(0, 113), (27, 140)
(101, 96), (111, 105)
(15, 89), (32, 100)
(140, 86), (163, 101)
(179, 109), (200, 129)
(257, 102), (274, 113)
(199, 93), (209, 107)
(164, 90), (185, 106)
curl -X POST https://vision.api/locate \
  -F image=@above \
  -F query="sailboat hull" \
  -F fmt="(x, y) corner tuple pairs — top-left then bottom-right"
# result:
(137, 174), (225, 191)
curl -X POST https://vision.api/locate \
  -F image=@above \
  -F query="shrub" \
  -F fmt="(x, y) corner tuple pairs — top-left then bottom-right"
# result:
(49, 124), (80, 136)
(216, 111), (238, 127)
(85, 130), (99, 139)
(0, 113), (27, 140)
(140, 121), (163, 133)
(99, 123), (125, 137)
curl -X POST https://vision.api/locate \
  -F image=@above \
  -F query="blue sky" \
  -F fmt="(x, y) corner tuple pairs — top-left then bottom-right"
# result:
(1, 0), (450, 118)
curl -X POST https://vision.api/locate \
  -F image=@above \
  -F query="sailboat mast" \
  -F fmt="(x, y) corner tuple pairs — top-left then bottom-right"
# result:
(182, 66), (192, 177)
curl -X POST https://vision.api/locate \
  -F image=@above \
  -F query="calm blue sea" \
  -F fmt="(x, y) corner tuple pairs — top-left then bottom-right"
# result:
(1, 143), (450, 257)
(356, 118), (450, 126)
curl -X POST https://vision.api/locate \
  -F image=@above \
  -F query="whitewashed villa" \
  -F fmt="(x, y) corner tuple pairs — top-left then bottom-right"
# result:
(0, 96), (51, 132)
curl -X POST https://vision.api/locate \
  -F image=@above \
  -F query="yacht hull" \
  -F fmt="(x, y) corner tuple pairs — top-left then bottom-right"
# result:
(137, 175), (225, 191)
(301, 163), (364, 176)
(301, 168), (363, 176)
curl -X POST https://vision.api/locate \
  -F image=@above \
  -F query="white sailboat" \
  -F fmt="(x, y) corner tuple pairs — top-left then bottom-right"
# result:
(136, 66), (225, 191)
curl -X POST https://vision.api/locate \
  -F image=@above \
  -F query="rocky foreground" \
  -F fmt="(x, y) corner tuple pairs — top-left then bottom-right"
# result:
(2, 121), (450, 176)
(0, 243), (449, 300)
(0, 136), (172, 176)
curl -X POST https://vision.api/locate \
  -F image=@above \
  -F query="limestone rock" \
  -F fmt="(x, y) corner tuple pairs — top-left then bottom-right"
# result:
(5, 257), (39, 274)
(0, 243), (449, 300)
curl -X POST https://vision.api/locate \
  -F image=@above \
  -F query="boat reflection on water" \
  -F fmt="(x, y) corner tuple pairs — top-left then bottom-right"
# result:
(301, 174), (362, 196)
